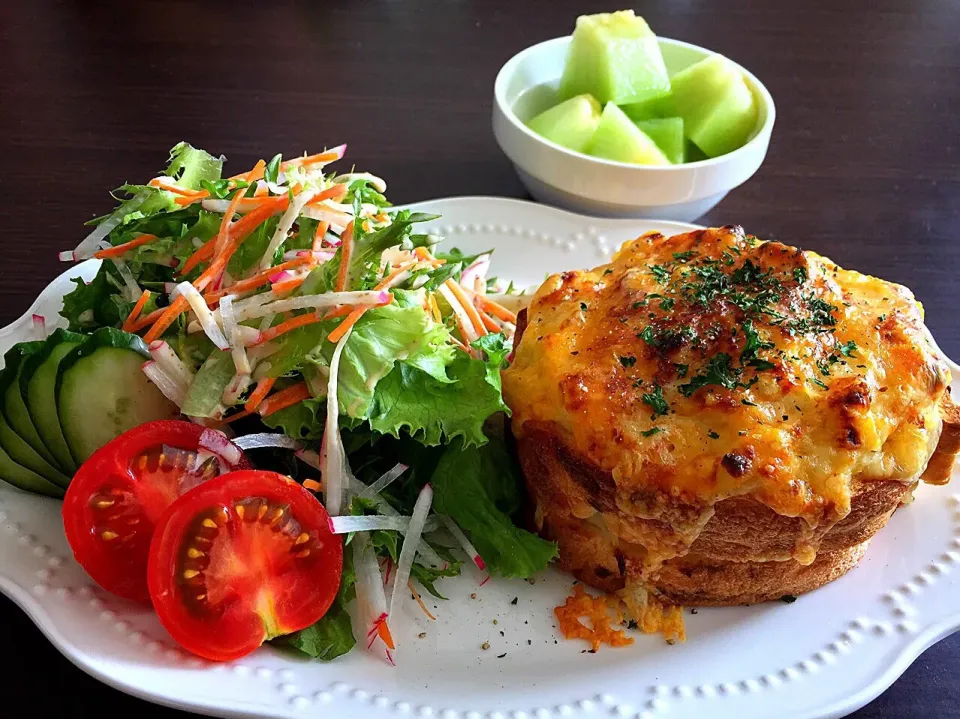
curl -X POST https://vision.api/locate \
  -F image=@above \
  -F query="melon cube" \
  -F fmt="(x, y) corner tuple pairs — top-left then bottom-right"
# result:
(667, 54), (759, 158)
(526, 94), (602, 153)
(586, 103), (670, 165)
(559, 11), (671, 106)
(620, 93), (671, 121)
(635, 117), (685, 164)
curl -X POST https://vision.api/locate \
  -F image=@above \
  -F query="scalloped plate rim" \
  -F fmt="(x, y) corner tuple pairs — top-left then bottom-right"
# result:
(0, 195), (956, 719)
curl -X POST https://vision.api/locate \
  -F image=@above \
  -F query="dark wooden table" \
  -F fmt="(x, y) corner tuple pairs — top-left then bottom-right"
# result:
(2, 1), (959, 716)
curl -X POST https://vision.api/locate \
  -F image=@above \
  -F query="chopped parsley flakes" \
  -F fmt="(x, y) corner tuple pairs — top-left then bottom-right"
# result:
(641, 384), (669, 418)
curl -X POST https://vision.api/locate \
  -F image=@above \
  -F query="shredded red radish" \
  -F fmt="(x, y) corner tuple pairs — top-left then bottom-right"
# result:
(352, 532), (393, 659)
(232, 432), (301, 451)
(176, 282), (229, 350)
(258, 187), (320, 271)
(388, 483), (434, 638)
(269, 269), (294, 284)
(460, 254), (491, 289)
(219, 294), (251, 375)
(360, 463), (408, 499)
(439, 514), (486, 572)
(330, 515), (413, 534)
(198, 428), (242, 467)
(142, 360), (186, 407)
(31, 314), (46, 338)
(321, 326), (354, 517)
(147, 341), (195, 387)
(70, 191), (148, 260)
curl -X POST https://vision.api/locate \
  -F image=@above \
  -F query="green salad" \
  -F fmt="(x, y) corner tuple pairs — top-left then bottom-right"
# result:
(42, 142), (556, 660)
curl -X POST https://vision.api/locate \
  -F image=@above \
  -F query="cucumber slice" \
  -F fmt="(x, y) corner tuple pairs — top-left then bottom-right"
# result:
(24, 329), (90, 474)
(0, 412), (70, 489)
(0, 441), (63, 498)
(666, 54), (758, 158)
(0, 342), (61, 469)
(635, 117), (686, 164)
(585, 103), (671, 165)
(559, 11), (671, 106)
(57, 328), (179, 464)
(526, 94), (602, 153)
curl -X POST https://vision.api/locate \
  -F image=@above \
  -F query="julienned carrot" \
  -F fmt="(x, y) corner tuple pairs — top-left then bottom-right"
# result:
(148, 179), (206, 198)
(196, 197), (290, 292)
(281, 148), (343, 171)
(472, 292), (518, 324)
(215, 160), (265, 256)
(449, 335), (470, 353)
(445, 280), (487, 337)
(326, 306), (366, 344)
(94, 234), (158, 259)
(307, 184), (348, 205)
(179, 241), (215, 276)
(205, 255), (313, 303)
(311, 221), (330, 253)
(303, 478), (323, 492)
(122, 290), (152, 332)
(428, 293), (442, 323)
(219, 408), (253, 425)
(450, 312), (475, 349)
(253, 312), (323, 345)
(127, 306), (167, 333)
(244, 377), (276, 412)
(257, 382), (311, 417)
(334, 222), (355, 292)
(270, 275), (307, 295)
(477, 309), (501, 333)
(143, 294), (189, 343)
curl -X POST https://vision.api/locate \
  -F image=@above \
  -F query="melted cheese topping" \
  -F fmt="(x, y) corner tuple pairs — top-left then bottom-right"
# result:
(504, 227), (950, 567)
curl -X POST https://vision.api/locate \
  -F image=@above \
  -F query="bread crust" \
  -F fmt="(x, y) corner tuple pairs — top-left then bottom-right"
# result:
(515, 419), (921, 602)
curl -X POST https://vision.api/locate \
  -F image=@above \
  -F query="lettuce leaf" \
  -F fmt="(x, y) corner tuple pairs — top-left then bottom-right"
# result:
(163, 142), (224, 190)
(262, 397), (325, 440)
(264, 302), (454, 418)
(181, 351), (235, 417)
(430, 437), (557, 578)
(365, 335), (510, 447)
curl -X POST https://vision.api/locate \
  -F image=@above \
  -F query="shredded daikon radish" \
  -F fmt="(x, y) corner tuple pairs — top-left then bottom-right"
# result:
(257, 188), (320, 271)
(321, 326), (354, 517)
(243, 290), (391, 318)
(360, 463), (408, 499)
(176, 282), (229, 350)
(330, 515), (412, 534)
(71, 191), (148, 260)
(388, 484), (433, 629)
(232, 433), (301, 451)
(219, 295), (251, 375)
(142, 361), (186, 407)
(352, 532), (393, 657)
(147, 341), (195, 387)
(439, 514), (486, 571)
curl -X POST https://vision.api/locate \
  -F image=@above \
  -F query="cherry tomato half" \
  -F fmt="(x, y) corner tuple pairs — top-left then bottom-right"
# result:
(62, 420), (248, 603)
(147, 470), (343, 661)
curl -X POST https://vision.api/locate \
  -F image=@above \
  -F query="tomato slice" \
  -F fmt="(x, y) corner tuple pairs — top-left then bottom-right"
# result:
(147, 470), (343, 661)
(62, 420), (247, 603)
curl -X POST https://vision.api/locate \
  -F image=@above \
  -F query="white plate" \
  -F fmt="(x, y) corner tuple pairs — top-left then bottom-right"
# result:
(1, 197), (958, 719)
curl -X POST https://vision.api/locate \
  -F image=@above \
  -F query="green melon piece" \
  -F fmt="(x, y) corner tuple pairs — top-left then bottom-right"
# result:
(635, 118), (685, 164)
(620, 94), (671, 121)
(526, 94), (602, 153)
(558, 10), (671, 106)
(685, 141), (709, 163)
(586, 103), (670, 165)
(666, 54), (758, 158)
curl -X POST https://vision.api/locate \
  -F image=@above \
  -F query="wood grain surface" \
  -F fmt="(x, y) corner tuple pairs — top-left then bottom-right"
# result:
(1, 1), (958, 716)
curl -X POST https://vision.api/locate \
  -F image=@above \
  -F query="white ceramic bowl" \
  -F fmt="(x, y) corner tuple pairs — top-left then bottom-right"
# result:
(492, 36), (776, 222)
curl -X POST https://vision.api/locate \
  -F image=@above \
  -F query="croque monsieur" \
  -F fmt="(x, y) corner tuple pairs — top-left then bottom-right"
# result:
(503, 226), (959, 639)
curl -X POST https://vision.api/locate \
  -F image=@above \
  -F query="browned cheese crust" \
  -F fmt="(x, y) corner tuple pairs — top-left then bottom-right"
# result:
(503, 226), (956, 605)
